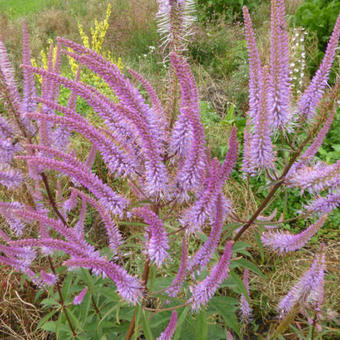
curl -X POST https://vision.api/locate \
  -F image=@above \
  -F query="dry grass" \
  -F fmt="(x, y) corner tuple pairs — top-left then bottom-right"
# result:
(0, 267), (50, 339)
(241, 228), (340, 338)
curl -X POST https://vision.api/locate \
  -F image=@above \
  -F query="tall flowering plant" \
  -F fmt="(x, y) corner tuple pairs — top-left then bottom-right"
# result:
(0, 0), (339, 338)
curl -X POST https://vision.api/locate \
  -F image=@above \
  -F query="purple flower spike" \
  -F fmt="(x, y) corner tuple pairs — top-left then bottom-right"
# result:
(73, 287), (88, 305)
(242, 121), (255, 176)
(187, 194), (226, 272)
(27, 108), (135, 178)
(269, 0), (291, 129)
(167, 237), (188, 297)
(64, 257), (143, 304)
(10, 238), (89, 258)
(261, 215), (326, 253)
(242, 6), (263, 120)
(289, 110), (336, 176)
(251, 67), (275, 171)
(189, 241), (233, 311)
(306, 191), (340, 215)
(298, 14), (340, 120)
(181, 128), (237, 232)
(0, 201), (25, 235)
(22, 21), (37, 116)
(18, 155), (129, 217)
(289, 160), (340, 193)
(278, 249), (325, 317)
(132, 207), (169, 267)
(40, 270), (57, 286)
(0, 166), (24, 189)
(157, 311), (178, 340)
(240, 269), (251, 323)
(72, 188), (123, 253)
(170, 53), (206, 194)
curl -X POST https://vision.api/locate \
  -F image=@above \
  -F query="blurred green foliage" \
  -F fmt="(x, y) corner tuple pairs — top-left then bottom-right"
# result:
(196, 0), (262, 23)
(290, 0), (340, 81)
(291, 0), (340, 51)
(0, 0), (87, 19)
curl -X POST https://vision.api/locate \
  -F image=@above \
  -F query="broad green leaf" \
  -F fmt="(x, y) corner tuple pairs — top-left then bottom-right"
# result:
(232, 241), (252, 257)
(79, 293), (92, 327)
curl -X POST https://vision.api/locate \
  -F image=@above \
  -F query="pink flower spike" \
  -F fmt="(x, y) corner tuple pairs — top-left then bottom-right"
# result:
(187, 194), (226, 272)
(261, 215), (326, 253)
(40, 270), (57, 286)
(132, 207), (169, 267)
(73, 287), (88, 305)
(242, 6), (262, 120)
(167, 237), (188, 297)
(157, 311), (178, 340)
(268, 0), (291, 129)
(240, 269), (251, 323)
(298, 14), (340, 120)
(189, 241), (233, 311)
(278, 249), (325, 317)
(251, 67), (275, 171)
(306, 191), (340, 215)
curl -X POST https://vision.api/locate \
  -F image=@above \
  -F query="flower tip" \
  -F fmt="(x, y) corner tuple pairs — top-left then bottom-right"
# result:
(73, 287), (88, 305)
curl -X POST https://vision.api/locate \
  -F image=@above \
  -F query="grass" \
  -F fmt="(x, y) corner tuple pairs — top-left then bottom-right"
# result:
(0, 0), (87, 19)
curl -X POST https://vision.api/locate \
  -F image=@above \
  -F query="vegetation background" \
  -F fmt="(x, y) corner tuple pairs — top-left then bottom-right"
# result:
(0, 0), (339, 339)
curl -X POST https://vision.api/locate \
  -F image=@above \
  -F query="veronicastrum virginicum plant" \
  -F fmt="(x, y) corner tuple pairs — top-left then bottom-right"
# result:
(0, 0), (339, 338)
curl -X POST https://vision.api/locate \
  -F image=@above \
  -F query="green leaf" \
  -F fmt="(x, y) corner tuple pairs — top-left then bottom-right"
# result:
(79, 268), (95, 290)
(67, 308), (84, 333)
(229, 271), (249, 302)
(173, 307), (190, 340)
(41, 298), (60, 307)
(37, 309), (58, 330)
(232, 241), (252, 257)
(141, 310), (154, 340)
(209, 297), (240, 337)
(254, 230), (265, 264)
(134, 304), (142, 340)
(79, 293), (92, 327)
(98, 303), (121, 329)
(40, 321), (57, 332)
(194, 309), (208, 340)
(230, 258), (264, 278)
(61, 272), (74, 301)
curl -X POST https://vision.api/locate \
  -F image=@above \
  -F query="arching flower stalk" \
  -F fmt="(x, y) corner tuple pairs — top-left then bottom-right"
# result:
(189, 241), (233, 311)
(278, 249), (325, 318)
(132, 207), (169, 267)
(261, 215), (326, 253)
(297, 14), (340, 120)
